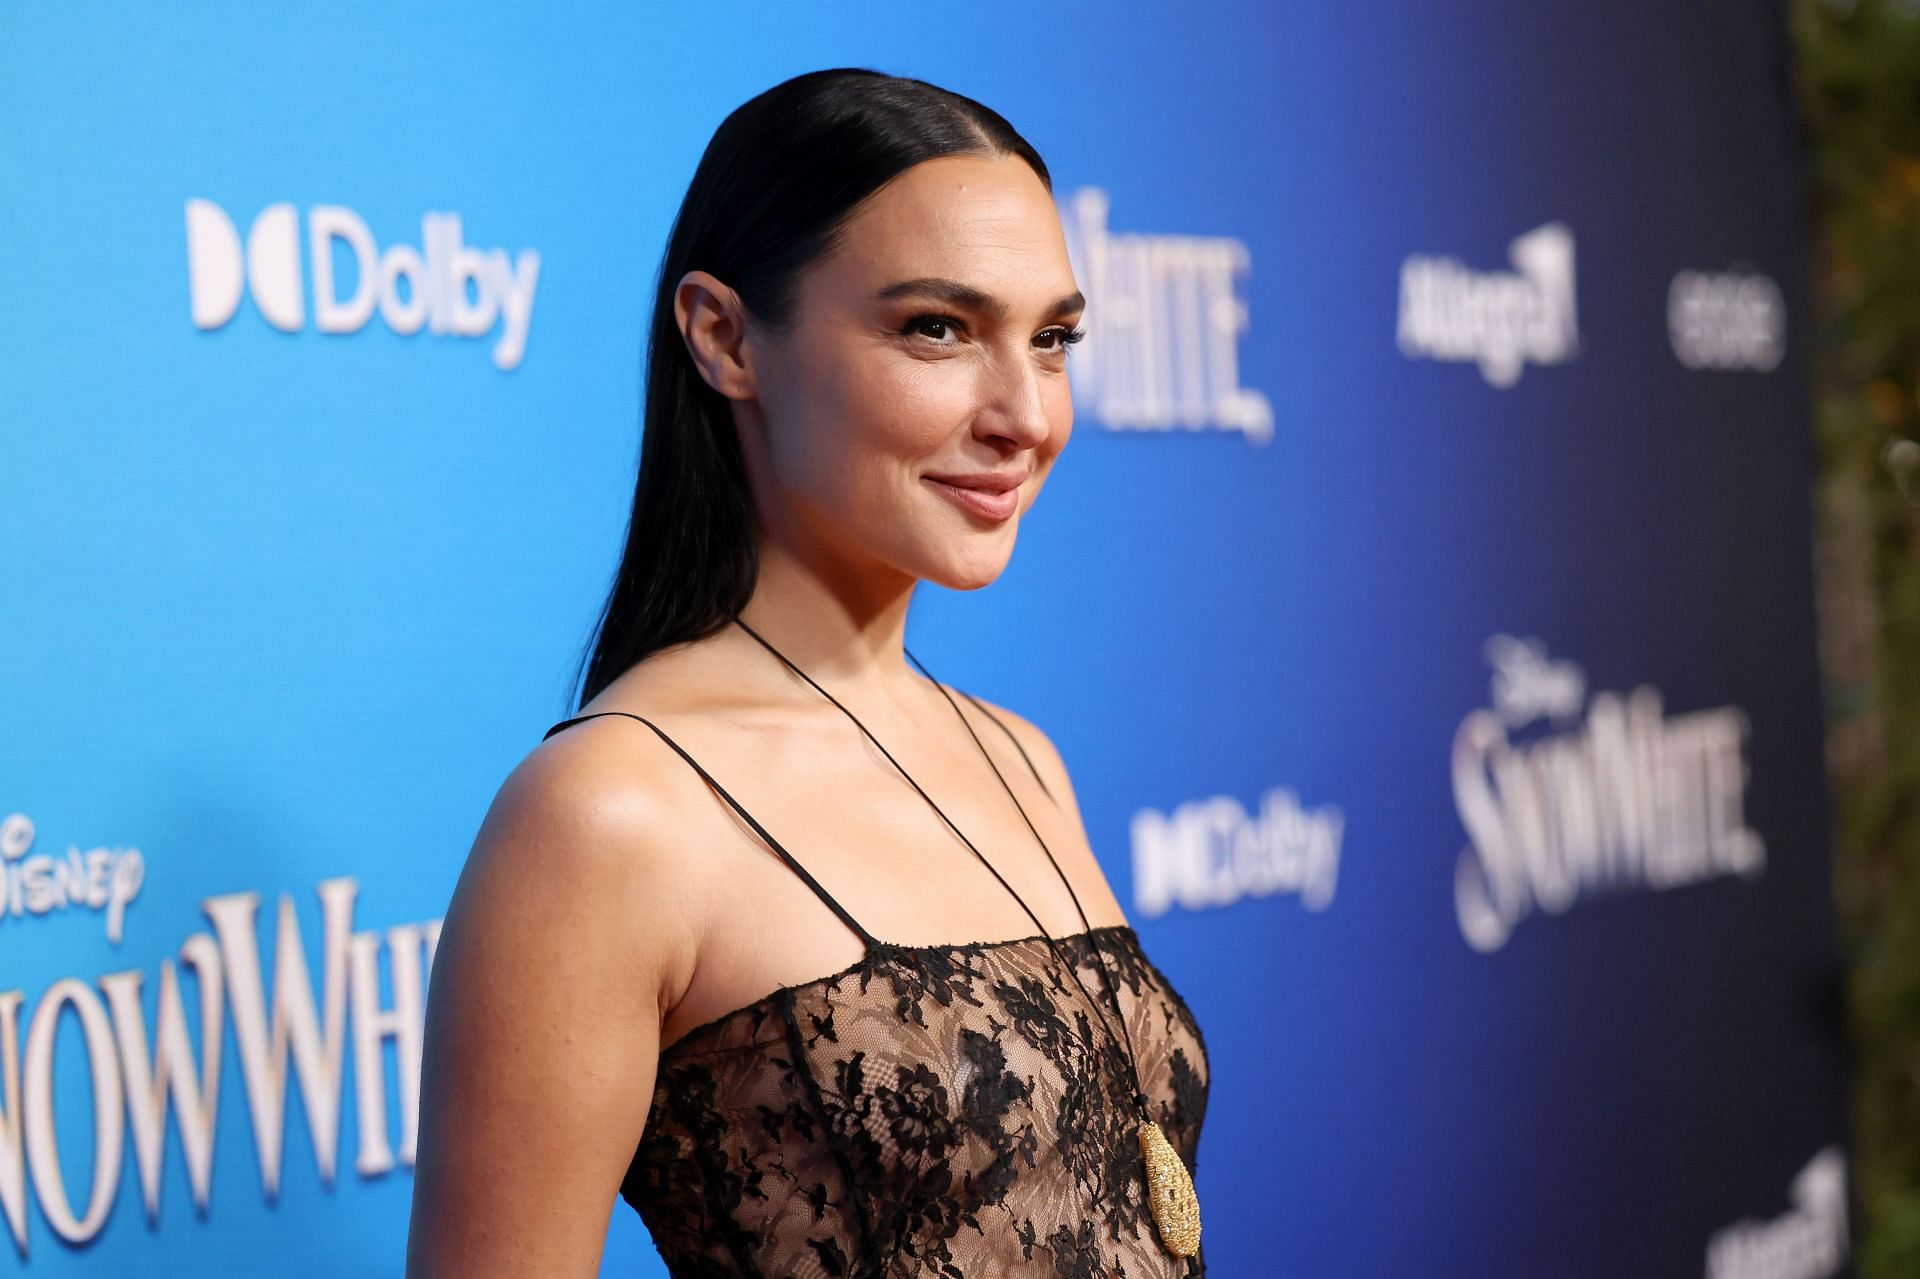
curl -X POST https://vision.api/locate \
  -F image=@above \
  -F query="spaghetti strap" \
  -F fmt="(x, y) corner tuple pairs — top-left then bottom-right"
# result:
(542, 711), (881, 952)
(951, 687), (1057, 804)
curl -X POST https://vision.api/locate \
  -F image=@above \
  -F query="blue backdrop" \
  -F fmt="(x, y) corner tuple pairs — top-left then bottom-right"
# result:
(0, 3), (1852, 1276)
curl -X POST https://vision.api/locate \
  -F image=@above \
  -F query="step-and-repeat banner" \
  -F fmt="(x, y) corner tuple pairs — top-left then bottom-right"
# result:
(0, 3), (1851, 1276)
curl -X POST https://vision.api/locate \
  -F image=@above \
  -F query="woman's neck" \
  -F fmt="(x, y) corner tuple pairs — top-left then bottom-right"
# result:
(735, 536), (920, 691)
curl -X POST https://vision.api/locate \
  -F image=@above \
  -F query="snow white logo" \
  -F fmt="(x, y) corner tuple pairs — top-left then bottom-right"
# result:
(1450, 635), (1764, 952)
(0, 813), (144, 943)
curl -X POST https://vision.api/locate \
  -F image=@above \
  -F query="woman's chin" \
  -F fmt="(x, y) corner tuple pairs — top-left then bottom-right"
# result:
(924, 545), (1015, 592)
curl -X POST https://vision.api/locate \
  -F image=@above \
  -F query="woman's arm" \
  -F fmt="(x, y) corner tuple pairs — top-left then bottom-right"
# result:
(406, 732), (697, 1277)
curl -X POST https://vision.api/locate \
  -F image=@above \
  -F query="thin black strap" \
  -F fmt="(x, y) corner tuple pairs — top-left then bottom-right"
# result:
(729, 617), (1152, 1119)
(951, 686), (1057, 804)
(542, 711), (881, 951)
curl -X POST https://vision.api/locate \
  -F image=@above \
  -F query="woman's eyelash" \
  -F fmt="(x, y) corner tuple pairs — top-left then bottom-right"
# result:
(901, 314), (1087, 353)
(903, 313), (962, 340)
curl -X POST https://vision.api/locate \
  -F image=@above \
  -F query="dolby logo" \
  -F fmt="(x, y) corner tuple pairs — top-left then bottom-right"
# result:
(184, 199), (541, 370)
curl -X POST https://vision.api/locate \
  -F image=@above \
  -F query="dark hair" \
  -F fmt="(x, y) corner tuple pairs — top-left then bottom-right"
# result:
(566, 68), (1052, 711)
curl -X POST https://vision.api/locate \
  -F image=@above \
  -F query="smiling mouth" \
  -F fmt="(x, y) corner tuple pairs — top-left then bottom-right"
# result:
(924, 476), (1020, 523)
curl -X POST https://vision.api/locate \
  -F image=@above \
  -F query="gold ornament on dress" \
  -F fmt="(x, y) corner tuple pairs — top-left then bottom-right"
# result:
(1138, 1118), (1201, 1258)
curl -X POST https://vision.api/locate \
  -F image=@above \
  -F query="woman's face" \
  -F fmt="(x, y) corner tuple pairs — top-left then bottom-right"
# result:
(734, 152), (1083, 593)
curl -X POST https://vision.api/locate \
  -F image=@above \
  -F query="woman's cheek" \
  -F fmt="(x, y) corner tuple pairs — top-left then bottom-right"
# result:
(874, 363), (969, 450)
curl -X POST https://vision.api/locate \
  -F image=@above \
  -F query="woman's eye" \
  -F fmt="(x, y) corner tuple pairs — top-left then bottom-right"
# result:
(901, 315), (1084, 356)
(1038, 325), (1087, 355)
(904, 314), (961, 343)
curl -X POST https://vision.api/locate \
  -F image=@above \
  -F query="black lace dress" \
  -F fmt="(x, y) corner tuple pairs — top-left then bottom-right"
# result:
(543, 712), (1212, 1278)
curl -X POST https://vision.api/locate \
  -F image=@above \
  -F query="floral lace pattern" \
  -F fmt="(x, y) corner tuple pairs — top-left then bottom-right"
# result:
(623, 924), (1210, 1277)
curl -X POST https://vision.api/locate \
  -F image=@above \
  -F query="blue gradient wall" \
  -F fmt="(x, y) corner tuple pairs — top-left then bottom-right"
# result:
(0, 3), (1849, 1276)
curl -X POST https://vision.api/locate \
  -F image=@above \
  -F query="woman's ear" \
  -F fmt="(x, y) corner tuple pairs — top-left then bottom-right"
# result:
(673, 269), (757, 400)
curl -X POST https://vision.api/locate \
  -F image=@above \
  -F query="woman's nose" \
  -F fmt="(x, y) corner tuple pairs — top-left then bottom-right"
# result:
(981, 346), (1055, 448)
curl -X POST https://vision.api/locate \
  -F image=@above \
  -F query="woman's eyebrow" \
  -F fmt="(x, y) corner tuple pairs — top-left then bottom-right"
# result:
(873, 276), (1085, 321)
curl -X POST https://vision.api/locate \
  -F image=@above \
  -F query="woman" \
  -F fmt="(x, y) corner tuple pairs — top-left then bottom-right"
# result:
(406, 68), (1210, 1278)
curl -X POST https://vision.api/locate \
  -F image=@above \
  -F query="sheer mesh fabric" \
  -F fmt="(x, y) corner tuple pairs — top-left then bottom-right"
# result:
(625, 924), (1210, 1278)
(539, 709), (1210, 1276)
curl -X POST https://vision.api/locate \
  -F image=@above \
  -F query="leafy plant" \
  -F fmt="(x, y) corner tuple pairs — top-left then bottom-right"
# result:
(1794, 0), (1920, 1273)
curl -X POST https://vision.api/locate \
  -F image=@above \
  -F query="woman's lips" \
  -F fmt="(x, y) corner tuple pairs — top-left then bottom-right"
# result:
(924, 476), (1019, 522)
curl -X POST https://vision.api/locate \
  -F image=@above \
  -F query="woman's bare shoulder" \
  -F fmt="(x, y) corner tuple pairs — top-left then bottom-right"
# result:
(946, 689), (1088, 823)
(491, 710), (714, 973)
(407, 714), (711, 1277)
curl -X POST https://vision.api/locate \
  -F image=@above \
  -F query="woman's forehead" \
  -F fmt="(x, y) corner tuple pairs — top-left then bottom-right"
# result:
(856, 157), (1054, 245)
(819, 156), (1075, 307)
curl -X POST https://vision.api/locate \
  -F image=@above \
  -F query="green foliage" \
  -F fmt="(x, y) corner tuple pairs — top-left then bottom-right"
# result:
(1792, 1), (1920, 1273)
